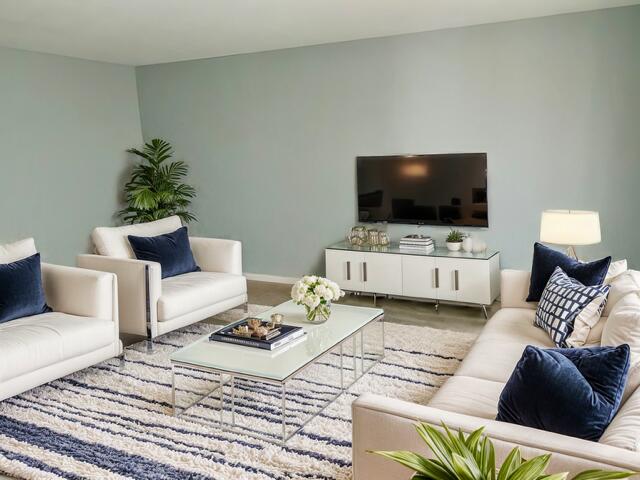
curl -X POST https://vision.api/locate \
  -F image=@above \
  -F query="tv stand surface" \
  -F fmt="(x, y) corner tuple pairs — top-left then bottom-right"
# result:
(325, 241), (500, 318)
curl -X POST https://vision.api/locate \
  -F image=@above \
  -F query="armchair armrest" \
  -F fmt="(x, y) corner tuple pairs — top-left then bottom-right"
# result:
(77, 254), (162, 337)
(352, 394), (640, 480)
(41, 263), (117, 321)
(500, 269), (536, 309)
(189, 237), (243, 275)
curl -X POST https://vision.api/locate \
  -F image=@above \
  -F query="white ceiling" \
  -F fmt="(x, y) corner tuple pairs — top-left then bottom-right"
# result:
(0, 0), (638, 66)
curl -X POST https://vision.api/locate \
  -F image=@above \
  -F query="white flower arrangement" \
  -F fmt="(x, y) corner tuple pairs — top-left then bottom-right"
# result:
(291, 275), (345, 323)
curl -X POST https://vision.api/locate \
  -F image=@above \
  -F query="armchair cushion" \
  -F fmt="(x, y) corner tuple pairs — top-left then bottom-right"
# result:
(91, 215), (182, 258)
(0, 237), (37, 263)
(158, 271), (247, 321)
(128, 226), (199, 279)
(0, 312), (116, 382)
(0, 253), (51, 324)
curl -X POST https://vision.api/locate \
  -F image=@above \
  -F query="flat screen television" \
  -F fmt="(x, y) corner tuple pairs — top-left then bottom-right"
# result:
(357, 153), (488, 226)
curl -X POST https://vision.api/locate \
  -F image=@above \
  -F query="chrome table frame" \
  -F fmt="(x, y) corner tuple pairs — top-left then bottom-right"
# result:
(170, 313), (385, 444)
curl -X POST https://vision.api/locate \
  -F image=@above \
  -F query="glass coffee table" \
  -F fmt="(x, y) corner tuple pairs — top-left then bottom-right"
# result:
(170, 300), (384, 444)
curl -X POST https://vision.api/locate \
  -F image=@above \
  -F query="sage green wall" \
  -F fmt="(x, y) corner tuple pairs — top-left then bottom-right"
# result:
(136, 6), (640, 276)
(0, 47), (142, 265)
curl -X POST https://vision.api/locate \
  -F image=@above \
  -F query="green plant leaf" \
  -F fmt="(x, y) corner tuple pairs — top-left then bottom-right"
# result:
(571, 471), (637, 480)
(507, 454), (551, 480)
(497, 447), (521, 480)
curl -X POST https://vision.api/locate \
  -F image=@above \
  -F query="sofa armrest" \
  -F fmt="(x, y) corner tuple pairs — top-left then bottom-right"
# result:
(77, 254), (161, 337)
(41, 263), (117, 321)
(500, 269), (536, 309)
(352, 394), (640, 480)
(189, 237), (242, 275)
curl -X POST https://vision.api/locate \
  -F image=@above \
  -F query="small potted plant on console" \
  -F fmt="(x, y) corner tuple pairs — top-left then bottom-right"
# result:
(446, 229), (464, 251)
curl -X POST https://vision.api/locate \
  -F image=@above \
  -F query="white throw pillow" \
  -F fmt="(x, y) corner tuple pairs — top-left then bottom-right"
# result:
(606, 259), (628, 283)
(0, 237), (37, 263)
(602, 292), (640, 404)
(603, 270), (640, 317)
(566, 294), (609, 347)
(91, 216), (182, 258)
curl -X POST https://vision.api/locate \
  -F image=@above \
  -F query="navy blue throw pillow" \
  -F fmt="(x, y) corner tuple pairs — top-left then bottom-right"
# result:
(526, 242), (611, 302)
(128, 226), (200, 279)
(0, 253), (52, 324)
(497, 345), (630, 441)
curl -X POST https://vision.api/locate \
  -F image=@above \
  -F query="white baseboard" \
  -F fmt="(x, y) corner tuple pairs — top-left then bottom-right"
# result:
(245, 272), (297, 285)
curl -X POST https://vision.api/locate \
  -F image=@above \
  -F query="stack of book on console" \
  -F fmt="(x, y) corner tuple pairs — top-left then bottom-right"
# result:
(399, 234), (434, 252)
(209, 317), (305, 351)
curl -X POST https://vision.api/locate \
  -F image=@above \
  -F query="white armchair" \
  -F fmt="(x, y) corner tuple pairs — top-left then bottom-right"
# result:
(77, 216), (248, 347)
(1, 258), (121, 401)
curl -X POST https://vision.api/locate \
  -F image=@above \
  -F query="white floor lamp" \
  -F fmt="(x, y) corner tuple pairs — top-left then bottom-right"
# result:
(539, 210), (601, 260)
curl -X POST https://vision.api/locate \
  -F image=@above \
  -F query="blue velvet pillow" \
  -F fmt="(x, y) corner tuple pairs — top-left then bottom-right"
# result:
(526, 242), (611, 302)
(128, 226), (200, 279)
(0, 253), (52, 324)
(497, 345), (630, 441)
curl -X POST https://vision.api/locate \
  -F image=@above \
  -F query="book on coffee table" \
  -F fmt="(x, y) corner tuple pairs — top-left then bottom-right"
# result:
(209, 318), (305, 351)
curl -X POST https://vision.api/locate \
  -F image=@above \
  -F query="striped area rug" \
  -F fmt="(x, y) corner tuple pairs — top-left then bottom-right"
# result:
(0, 304), (476, 480)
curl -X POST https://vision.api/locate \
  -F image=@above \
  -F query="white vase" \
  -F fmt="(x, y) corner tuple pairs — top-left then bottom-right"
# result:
(446, 241), (462, 252)
(462, 236), (473, 252)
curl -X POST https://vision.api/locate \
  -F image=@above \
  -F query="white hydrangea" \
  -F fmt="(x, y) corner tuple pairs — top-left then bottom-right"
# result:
(291, 276), (345, 310)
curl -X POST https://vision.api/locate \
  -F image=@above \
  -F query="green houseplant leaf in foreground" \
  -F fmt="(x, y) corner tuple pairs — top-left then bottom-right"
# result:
(370, 422), (636, 480)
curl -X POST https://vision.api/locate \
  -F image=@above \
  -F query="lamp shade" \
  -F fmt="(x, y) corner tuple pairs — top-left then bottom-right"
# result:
(540, 210), (601, 246)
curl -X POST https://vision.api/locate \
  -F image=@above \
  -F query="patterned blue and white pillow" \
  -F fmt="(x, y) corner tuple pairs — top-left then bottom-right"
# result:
(535, 266), (610, 347)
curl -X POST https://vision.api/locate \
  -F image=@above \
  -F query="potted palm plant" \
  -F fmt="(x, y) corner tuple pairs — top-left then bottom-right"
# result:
(118, 138), (196, 224)
(371, 422), (635, 480)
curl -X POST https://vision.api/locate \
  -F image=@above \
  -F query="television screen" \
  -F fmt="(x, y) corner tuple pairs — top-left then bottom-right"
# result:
(357, 153), (488, 226)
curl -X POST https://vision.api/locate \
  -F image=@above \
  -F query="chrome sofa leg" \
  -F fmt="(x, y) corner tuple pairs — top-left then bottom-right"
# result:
(146, 339), (154, 353)
(118, 352), (126, 368)
(243, 302), (249, 313)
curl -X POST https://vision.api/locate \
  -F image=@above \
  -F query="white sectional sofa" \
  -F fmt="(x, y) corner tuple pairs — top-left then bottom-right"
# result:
(77, 216), (248, 345)
(0, 260), (121, 401)
(352, 268), (640, 479)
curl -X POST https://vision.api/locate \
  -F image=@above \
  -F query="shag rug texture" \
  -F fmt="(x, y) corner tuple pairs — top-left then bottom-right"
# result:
(0, 304), (477, 480)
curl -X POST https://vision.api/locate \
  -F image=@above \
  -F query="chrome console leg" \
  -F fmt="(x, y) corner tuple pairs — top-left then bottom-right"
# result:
(231, 376), (236, 426)
(339, 343), (344, 390)
(435, 300), (439, 312)
(482, 304), (488, 319)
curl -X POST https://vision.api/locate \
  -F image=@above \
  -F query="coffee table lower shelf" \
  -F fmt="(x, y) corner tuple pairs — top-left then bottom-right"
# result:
(170, 315), (384, 444)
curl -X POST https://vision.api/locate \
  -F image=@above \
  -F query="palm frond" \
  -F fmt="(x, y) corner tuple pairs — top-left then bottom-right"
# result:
(118, 138), (196, 224)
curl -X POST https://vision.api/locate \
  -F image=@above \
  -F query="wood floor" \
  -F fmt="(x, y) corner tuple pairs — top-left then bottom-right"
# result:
(247, 280), (497, 334)
(119, 279), (497, 347)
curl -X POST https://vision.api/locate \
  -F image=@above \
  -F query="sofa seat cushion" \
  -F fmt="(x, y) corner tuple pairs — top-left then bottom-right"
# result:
(428, 375), (504, 419)
(158, 272), (247, 321)
(0, 312), (115, 382)
(455, 308), (555, 383)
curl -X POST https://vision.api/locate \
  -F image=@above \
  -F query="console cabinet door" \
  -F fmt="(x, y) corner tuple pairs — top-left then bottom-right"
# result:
(325, 250), (364, 291)
(360, 252), (403, 295)
(455, 259), (491, 305)
(434, 257), (459, 301)
(401, 256), (438, 299)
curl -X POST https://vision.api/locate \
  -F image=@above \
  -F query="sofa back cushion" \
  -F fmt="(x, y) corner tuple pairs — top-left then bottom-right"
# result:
(92, 216), (182, 258)
(602, 292), (640, 404)
(0, 253), (52, 324)
(603, 270), (640, 317)
(0, 238), (37, 263)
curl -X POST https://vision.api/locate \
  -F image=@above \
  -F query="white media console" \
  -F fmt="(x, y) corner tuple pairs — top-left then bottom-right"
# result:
(325, 241), (500, 317)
